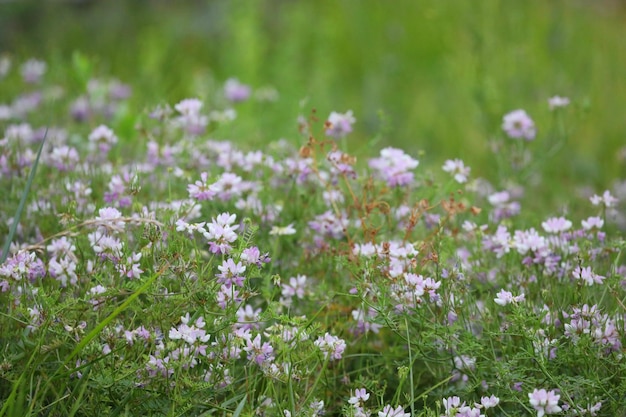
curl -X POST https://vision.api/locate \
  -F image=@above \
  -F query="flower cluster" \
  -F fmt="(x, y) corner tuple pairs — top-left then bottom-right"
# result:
(314, 332), (346, 361)
(528, 389), (561, 417)
(442, 159), (471, 183)
(325, 110), (356, 138)
(1, 57), (625, 416)
(368, 147), (419, 187)
(173, 98), (208, 135)
(502, 109), (536, 140)
(440, 394), (499, 417)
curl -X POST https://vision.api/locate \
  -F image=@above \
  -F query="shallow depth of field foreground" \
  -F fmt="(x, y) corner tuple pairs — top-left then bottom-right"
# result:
(2, 2), (626, 417)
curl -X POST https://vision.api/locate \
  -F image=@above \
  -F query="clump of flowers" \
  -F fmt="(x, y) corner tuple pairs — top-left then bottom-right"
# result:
(173, 97), (208, 135)
(314, 332), (346, 361)
(368, 147), (419, 187)
(590, 190), (618, 207)
(494, 289), (525, 306)
(325, 110), (356, 138)
(1, 59), (625, 416)
(442, 158), (471, 183)
(88, 124), (118, 156)
(440, 396), (490, 417)
(20, 58), (47, 84)
(224, 78), (251, 102)
(528, 389), (561, 417)
(378, 405), (410, 417)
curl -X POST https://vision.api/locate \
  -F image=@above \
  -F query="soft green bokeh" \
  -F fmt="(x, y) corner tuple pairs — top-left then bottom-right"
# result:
(2, 0), (625, 185)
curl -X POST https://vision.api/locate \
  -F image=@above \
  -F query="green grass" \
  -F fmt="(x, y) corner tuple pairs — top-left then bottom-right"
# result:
(1, 5), (626, 410)
(2, 0), (625, 186)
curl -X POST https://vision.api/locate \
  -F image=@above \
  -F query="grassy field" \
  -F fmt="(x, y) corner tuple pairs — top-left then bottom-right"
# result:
(2, 0), (626, 183)
(1, 2), (626, 416)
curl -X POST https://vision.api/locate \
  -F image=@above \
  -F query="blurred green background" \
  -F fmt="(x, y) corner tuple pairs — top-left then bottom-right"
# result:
(1, 0), (625, 186)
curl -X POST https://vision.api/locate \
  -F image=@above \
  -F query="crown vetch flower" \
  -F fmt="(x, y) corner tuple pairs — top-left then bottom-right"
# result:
(369, 147), (419, 187)
(581, 216), (604, 230)
(20, 58), (47, 83)
(216, 258), (246, 287)
(502, 109), (536, 140)
(244, 334), (274, 365)
(590, 190), (618, 207)
(541, 216), (572, 233)
(224, 78), (251, 102)
(480, 395), (500, 408)
(325, 110), (356, 138)
(572, 265), (605, 286)
(348, 388), (370, 406)
(528, 389), (561, 417)
(378, 405), (410, 417)
(88, 124), (118, 154)
(269, 223), (296, 236)
(548, 95), (570, 110)
(494, 289), (525, 306)
(314, 332), (346, 361)
(442, 159), (471, 183)
(174, 98), (203, 116)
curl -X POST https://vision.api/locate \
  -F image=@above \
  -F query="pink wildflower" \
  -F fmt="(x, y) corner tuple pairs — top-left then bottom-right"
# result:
(224, 78), (251, 102)
(348, 388), (370, 407)
(494, 289), (525, 306)
(572, 266), (605, 286)
(325, 110), (356, 138)
(442, 159), (471, 183)
(548, 96), (570, 110)
(590, 190), (618, 207)
(244, 334), (274, 365)
(541, 216), (572, 233)
(88, 125), (118, 154)
(314, 332), (346, 361)
(378, 405), (410, 417)
(480, 395), (500, 408)
(502, 109), (536, 140)
(581, 216), (604, 230)
(368, 147), (419, 187)
(528, 389), (561, 417)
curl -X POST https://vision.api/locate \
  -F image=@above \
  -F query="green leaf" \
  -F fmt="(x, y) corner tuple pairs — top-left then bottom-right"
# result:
(71, 50), (93, 87)
(232, 394), (247, 417)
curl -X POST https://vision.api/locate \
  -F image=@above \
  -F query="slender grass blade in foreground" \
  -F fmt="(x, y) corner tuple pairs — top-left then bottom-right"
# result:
(1, 129), (47, 263)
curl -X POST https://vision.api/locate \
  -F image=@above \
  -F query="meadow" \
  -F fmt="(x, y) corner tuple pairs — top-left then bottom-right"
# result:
(1, 1), (626, 416)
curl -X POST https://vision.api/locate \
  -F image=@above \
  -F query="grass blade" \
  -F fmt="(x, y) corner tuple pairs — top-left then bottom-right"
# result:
(1, 129), (47, 263)
(232, 394), (247, 417)
(63, 260), (170, 368)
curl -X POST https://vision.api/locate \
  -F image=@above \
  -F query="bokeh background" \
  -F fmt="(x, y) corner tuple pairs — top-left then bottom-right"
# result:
(1, 0), (625, 186)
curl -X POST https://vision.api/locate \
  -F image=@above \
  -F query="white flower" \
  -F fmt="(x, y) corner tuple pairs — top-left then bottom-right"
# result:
(325, 110), (356, 138)
(349, 388), (370, 406)
(494, 289), (525, 306)
(270, 223), (296, 236)
(528, 388), (561, 417)
(581, 216), (604, 230)
(480, 395), (500, 408)
(502, 109), (536, 140)
(442, 159), (471, 183)
(541, 216), (572, 233)
(174, 98), (203, 115)
(548, 96), (570, 110)
(590, 190), (618, 207)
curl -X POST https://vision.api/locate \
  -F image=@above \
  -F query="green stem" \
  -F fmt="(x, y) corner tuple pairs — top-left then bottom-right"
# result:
(302, 356), (330, 407)
(405, 317), (416, 416)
